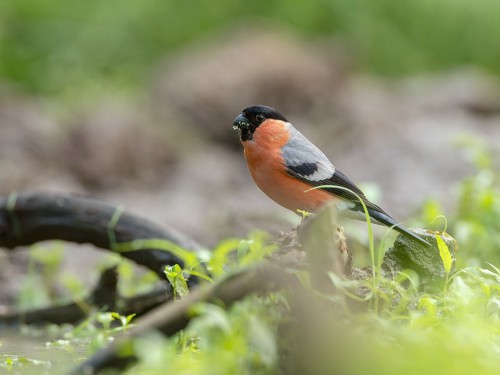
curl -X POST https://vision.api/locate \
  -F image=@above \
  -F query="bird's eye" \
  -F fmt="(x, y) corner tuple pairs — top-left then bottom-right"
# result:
(255, 114), (265, 123)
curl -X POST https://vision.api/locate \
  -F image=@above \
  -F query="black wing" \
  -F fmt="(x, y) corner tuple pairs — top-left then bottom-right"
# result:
(286, 165), (387, 214)
(287, 165), (431, 246)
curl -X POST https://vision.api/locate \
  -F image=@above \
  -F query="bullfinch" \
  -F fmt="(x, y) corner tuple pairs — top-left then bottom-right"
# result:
(233, 105), (429, 247)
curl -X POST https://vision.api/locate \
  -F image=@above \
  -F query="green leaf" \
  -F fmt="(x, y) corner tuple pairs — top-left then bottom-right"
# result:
(164, 264), (189, 299)
(113, 239), (199, 269)
(184, 269), (214, 283)
(209, 238), (242, 277)
(125, 313), (136, 325)
(436, 236), (452, 274)
(236, 239), (251, 263)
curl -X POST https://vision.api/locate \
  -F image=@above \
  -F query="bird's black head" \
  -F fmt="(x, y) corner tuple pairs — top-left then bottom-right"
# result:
(232, 105), (288, 141)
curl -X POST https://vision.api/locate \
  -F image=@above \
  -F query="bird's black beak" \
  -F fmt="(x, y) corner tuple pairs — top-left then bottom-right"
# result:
(233, 112), (255, 141)
(232, 113), (250, 131)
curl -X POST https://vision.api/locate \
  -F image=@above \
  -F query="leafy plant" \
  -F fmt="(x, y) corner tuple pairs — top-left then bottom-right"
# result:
(6, 168), (500, 374)
(443, 135), (500, 265)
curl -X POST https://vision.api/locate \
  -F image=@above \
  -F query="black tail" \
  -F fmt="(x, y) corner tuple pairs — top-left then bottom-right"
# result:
(367, 208), (431, 247)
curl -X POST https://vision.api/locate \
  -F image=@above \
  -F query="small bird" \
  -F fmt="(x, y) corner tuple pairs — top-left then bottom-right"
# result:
(233, 105), (429, 246)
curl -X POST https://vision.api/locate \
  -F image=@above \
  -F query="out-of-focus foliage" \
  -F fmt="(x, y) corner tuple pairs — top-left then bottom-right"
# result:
(129, 296), (283, 375)
(123, 253), (500, 375)
(0, 0), (228, 95)
(422, 136), (500, 266)
(6, 201), (500, 374)
(1, 0), (500, 97)
(452, 137), (500, 265)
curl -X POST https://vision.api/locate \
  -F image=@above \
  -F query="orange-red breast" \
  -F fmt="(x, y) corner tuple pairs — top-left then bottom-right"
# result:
(233, 105), (429, 246)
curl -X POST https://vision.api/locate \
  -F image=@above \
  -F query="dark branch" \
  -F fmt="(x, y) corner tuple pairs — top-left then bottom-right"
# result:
(0, 266), (172, 326)
(0, 192), (202, 277)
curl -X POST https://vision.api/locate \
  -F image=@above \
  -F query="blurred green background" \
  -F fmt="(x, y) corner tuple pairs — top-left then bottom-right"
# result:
(2, 0), (500, 99)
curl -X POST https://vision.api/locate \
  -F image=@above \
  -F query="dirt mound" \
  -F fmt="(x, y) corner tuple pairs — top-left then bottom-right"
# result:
(153, 28), (349, 145)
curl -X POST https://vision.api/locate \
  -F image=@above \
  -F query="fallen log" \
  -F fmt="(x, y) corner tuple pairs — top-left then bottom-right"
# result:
(0, 192), (203, 325)
(0, 266), (172, 326)
(0, 192), (203, 276)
